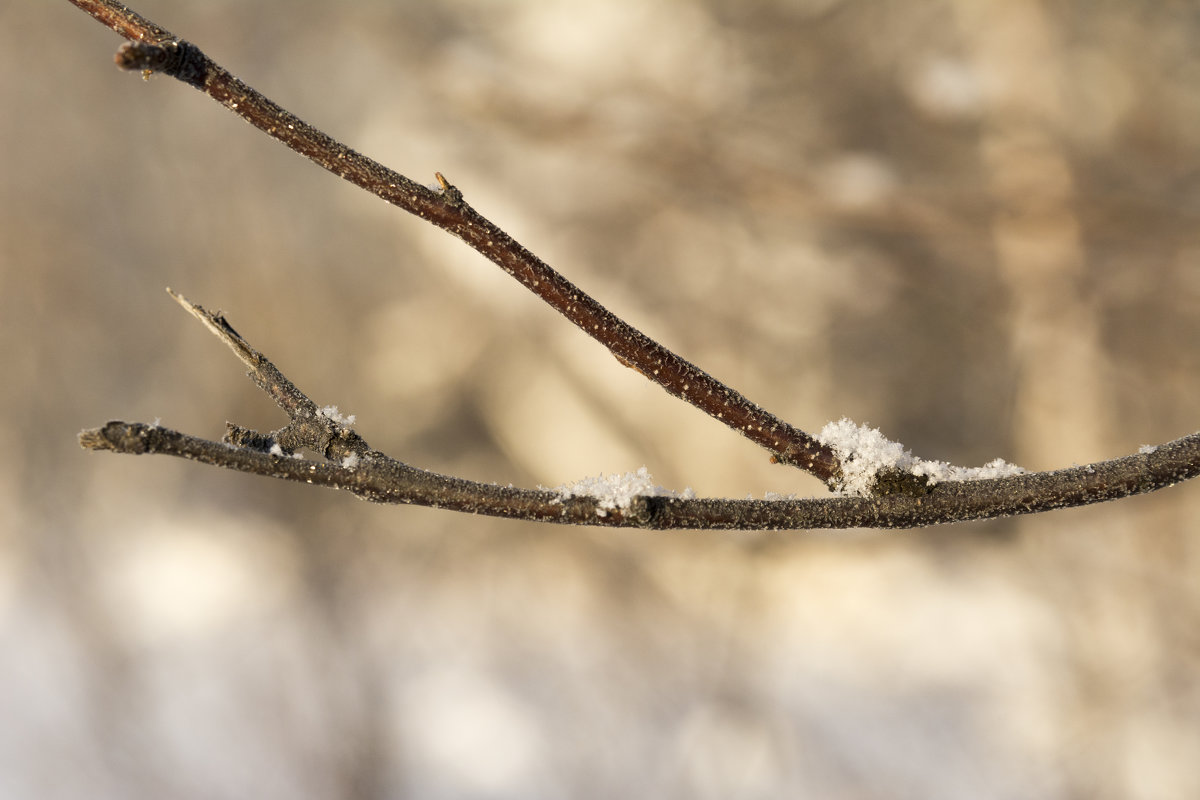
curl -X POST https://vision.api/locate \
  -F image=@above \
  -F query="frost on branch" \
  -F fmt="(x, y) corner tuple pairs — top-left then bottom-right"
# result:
(818, 418), (1025, 497)
(552, 467), (696, 517)
(318, 405), (356, 426)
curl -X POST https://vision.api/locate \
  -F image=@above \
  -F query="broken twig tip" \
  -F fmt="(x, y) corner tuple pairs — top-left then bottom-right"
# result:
(166, 286), (196, 312)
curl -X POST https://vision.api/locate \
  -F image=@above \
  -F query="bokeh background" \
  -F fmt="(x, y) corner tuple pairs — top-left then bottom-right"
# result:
(4, 1), (1199, 797)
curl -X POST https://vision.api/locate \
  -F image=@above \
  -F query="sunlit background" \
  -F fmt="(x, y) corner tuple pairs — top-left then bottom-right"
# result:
(4, 1), (1199, 797)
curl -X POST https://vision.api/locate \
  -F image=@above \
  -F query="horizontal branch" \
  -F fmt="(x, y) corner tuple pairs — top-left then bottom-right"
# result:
(65, 0), (839, 482)
(79, 421), (653, 526)
(79, 419), (1200, 530)
(78, 292), (1200, 530)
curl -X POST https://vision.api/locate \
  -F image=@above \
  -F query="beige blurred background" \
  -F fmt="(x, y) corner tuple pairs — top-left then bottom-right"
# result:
(4, 1), (1199, 797)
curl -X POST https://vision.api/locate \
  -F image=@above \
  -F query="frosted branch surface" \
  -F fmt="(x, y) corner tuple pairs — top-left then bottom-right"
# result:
(818, 418), (1025, 496)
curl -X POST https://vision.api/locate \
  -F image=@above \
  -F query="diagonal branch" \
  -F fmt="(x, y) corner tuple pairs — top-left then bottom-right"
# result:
(65, 0), (840, 481)
(78, 292), (1200, 530)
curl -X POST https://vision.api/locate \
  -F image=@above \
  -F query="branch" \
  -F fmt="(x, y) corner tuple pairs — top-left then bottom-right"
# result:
(67, 1), (1200, 528)
(78, 292), (1200, 530)
(65, 0), (839, 481)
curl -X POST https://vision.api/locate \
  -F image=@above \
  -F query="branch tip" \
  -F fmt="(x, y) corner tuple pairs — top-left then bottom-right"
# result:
(113, 38), (207, 88)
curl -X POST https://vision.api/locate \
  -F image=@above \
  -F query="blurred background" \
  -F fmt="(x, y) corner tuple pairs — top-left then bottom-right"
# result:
(4, 0), (1199, 797)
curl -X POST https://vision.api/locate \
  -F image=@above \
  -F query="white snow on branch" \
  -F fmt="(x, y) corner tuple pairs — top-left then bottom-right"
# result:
(551, 467), (695, 517)
(817, 417), (1025, 497)
(268, 442), (303, 460)
(319, 405), (357, 426)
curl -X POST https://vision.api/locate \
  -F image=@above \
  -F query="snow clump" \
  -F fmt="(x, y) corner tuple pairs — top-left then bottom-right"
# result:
(817, 417), (1025, 497)
(319, 405), (357, 426)
(552, 467), (696, 517)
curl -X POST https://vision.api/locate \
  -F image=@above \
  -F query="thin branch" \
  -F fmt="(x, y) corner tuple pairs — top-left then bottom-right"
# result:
(78, 293), (1200, 530)
(65, 0), (840, 481)
(68, 1), (1200, 529)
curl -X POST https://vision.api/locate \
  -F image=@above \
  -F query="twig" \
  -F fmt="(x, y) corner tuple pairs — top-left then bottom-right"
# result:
(64, 0), (840, 481)
(67, 1), (1200, 528)
(78, 293), (1200, 530)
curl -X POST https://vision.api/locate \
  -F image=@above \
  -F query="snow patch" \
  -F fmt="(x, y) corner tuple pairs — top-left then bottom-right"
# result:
(319, 405), (357, 426)
(551, 467), (695, 517)
(341, 452), (360, 469)
(817, 417), (1025, 497)
(268, 442), (303, 460)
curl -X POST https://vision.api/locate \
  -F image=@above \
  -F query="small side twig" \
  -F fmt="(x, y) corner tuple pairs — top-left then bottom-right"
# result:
(78, 293), (1200, 530)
